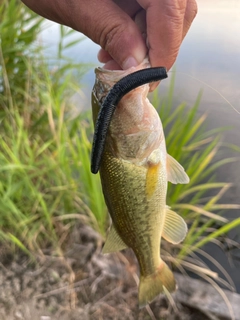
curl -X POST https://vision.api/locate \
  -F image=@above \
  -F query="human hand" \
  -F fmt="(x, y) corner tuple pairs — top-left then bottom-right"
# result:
(21, 0), (197, 72)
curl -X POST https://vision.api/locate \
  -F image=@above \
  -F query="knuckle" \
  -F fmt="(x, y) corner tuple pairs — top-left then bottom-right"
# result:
(98, 17), (135, 60)
(163, 2), (186, 26)
(99, 22), (126, 53)
(182, 0), (198, 39)
(187, 0), (198, 20)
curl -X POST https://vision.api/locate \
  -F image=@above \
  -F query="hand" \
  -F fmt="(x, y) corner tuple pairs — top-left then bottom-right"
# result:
(21, 0), (197, 72)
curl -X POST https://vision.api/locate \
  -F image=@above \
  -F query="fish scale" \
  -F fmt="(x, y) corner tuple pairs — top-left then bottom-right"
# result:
(100, 145), (169, 283)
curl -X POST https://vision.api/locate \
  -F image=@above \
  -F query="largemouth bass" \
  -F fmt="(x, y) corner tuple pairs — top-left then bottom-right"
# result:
(91, 60), (189, 307)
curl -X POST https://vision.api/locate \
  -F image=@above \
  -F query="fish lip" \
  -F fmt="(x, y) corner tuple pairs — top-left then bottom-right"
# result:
(91, 67), (168, 174)
(93, 58), (151, 99)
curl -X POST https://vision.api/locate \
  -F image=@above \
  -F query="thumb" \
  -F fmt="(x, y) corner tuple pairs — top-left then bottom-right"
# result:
(21, 0), (147, 69)
(72, 0), (147, 69)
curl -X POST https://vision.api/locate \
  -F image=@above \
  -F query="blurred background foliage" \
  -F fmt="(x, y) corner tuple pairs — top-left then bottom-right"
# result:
(0, 0), (240, 292)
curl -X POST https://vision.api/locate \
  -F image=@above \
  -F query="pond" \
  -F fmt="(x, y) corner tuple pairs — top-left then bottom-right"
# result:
(40, 0), (240, 292)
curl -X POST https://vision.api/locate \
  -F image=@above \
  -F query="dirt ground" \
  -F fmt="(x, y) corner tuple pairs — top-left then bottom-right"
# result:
(0, 224), (221, 320)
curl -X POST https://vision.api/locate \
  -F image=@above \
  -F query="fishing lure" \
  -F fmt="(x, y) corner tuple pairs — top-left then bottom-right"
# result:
(91, 67), (168, 174)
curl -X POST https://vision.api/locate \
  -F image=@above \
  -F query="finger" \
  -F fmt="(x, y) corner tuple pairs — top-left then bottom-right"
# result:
(22, 0), (147, 70)
(133, 8), (161, 91)
(113, 0), (142, 17)
(148, 0), (197, 91)
(21, 0), (70, 23)
(71, 0), (147, 70)
(137, 0), (188, 70)
(134, 9), (147, 40)
(103, 59), (122, 70)
(182, 0), (198, 39)
(98, 49), (112, 63)
(98, 2), (146, 68)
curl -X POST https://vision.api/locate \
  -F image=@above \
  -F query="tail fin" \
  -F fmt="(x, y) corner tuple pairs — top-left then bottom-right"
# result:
(138, 261), (176, 308)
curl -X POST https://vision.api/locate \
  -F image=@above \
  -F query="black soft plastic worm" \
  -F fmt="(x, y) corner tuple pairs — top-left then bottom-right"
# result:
(91, 67), (168, 174)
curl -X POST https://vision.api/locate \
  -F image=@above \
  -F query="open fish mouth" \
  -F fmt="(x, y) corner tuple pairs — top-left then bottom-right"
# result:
(91, 67), (168, 174)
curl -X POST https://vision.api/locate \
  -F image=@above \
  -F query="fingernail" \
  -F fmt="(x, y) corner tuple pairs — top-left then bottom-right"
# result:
(122, 56), (139, 70)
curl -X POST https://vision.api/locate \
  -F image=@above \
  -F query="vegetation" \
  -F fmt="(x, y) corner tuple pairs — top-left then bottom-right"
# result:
(0, 0), (106, 255)
(1, 1), (240, 300)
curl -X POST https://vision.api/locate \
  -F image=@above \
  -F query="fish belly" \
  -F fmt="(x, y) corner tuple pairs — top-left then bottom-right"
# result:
(100, 150), (166, 273)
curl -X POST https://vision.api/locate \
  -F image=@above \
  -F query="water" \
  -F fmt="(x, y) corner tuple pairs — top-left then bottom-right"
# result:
(40, 0), (240, 291)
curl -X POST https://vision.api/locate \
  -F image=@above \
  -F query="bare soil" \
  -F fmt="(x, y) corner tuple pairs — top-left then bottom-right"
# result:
(0, 224), (216, 320)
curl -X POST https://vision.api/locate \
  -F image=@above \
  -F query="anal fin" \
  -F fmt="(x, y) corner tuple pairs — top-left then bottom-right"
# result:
(102, 224), (128, 253)
(162, 207), (188, 244)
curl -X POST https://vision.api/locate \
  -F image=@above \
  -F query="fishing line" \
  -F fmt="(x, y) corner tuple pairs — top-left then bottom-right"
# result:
(91, 67), (168, 174)
(168, 71), (240, 115)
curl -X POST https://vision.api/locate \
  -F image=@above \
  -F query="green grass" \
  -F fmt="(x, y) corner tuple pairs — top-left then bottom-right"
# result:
(0, 61), (107, 251)
(0, 0), (106, 253)
(0, 0), (42, 107)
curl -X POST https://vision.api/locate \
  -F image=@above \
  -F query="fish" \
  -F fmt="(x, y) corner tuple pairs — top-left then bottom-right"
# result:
(91, 60), (189, 307)
(91, 66), (168, 174)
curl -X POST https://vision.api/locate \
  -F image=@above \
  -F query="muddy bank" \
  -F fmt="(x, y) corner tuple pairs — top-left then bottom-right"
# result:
(1, 224), (239, 320)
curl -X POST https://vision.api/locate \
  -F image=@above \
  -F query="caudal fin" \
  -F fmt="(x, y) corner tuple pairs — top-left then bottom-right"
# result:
(138, 261), (176, 307)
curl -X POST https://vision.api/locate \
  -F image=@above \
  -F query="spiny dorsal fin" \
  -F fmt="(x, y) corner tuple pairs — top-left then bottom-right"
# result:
(162, 207), (188, 244)
(167, 154), (190, 184)
(102, 223), (128, 254)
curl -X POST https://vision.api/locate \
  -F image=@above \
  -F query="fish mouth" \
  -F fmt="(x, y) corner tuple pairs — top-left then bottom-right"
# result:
(91, 67), (168, 174)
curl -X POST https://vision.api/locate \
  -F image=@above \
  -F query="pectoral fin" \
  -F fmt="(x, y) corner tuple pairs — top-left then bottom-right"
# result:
(102, 224), (128, 253)
(167, 154), (189, 184)
(162, 207), (188, 244)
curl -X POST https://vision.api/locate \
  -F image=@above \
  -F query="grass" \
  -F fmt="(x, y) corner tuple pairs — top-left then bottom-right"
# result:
(0, 60), (107, 252)
(0, 0), (42, 106)
(0, 0), (106, 254)
(1, 3), (240, 302)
